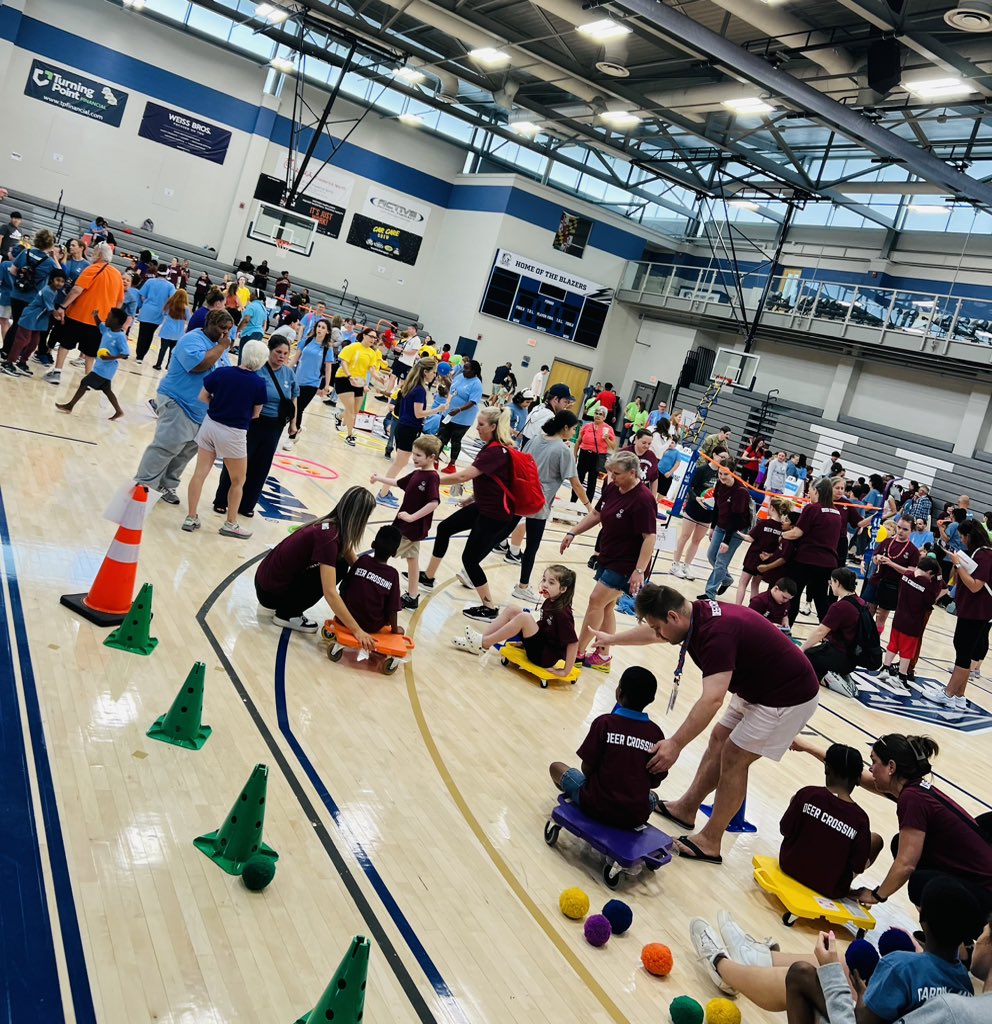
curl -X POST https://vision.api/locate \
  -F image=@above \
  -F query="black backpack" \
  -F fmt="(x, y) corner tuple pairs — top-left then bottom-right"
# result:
(844, 595), (882, 671)
(13, 249), (45, 294)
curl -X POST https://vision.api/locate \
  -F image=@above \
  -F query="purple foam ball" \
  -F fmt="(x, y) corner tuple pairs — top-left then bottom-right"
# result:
(584, 914), (613, 947)
(845, 939), (880, 982)
(878, 927), (916, 956)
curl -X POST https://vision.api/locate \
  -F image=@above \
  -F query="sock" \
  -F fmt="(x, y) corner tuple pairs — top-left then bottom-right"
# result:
(508, 544), (521, 556)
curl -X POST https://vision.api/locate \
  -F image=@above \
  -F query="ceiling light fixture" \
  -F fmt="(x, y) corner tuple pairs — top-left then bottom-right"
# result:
(122, 0), (145, 8)
(394, 66), (426, 85)
(729, 200), (759, 210)
(509, 121), (540, 136)
(469, 47), (511, 68)
(399, 112), (426, 127)
(902, 77), (975, 99)
(577, 18), (632, 40)
(722, 96), (774, 114)
(255, 3), (289, 23)
(269, 56), (295, 74)
(908, 204), (949, 214)
(599, 110), (641, 128)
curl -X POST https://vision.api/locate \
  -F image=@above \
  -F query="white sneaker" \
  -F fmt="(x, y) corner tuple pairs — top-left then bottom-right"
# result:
(717, 911), (775, 967)
(670, 561), (686, 579)
(282, 437), (296, 451)
(689, 918), (738, 996)
(43, 369), (61, 384)
(801, 602), (813, 616)
(970, 668), (981, 681)
(70, 357), (85, 368)
(512, 585), (540, 603)
(219, 521), (252, 539)
(923, 686), (955, 706)
(682, 563), (697, 581)
(272, 613), (318, 633)
(953, 694), (968, 712)
(456, 569), (473, 588)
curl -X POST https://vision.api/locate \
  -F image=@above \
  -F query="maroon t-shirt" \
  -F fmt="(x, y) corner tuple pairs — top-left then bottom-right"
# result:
(621, 445), (659, 486)
(749, 590), (788, 625)
(779, 786), (872, 898)
(577, 709), (666, 828)
(893, 572), (941, 636)
(793, 503), (843, 567)
(256, 520), (341, 592)
(339, 553), (401, 633)
(688, 601), (819, 707)
(822, 596), (863, 651)
(595, 483), (657, 574)
(955, 547), (992, 621)
(471, 442), (514, 521)
(534, 601), (578, 667)
(743, 519), (783, 575)
(870, 537), (920, 585)
(897, 780), (992, 892)
(714, 480), (751, 532)
(394, 469), (440, 541)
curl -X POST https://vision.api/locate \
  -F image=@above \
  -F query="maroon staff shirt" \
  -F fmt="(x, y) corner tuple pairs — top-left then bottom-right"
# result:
(595, 483), (657, 575)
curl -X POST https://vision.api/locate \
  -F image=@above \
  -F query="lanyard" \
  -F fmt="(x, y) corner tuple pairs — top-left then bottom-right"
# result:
(668, 610), (694, 713)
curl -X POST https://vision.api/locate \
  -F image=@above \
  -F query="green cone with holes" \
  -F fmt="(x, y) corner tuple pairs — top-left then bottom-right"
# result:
(193, 763), (279, 875)
(147, 661), (212, 750)
(103, 582), (158, 655)
(294, 935), (371, 1023)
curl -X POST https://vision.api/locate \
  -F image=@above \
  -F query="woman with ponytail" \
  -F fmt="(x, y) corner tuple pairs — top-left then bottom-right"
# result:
(794, 732), (992, 912)
(421, 406), (518, 621)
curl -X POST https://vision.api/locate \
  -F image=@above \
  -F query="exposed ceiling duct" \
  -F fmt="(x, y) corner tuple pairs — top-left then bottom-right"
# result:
(407, 56), (460, 103)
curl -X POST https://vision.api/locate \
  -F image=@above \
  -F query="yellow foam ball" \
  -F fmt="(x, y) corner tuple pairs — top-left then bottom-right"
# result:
(705, 997), (742, 1024)
(98, 348), (111, 358)
(559, 887), (590, 920)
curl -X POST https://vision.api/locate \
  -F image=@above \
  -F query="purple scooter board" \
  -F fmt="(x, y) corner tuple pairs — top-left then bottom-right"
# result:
(546, 796), (674, 889)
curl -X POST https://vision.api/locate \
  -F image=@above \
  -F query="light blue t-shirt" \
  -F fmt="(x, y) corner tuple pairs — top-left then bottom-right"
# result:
(63, 257), (89, 289)
(0, 259), (15, 305)
(159, 313), (188, 341)
(910, 529), (935, 549)
(943, 521), (964, 560)
(647, 410), (665, 427)
(257, 363), (300, 417)
(122, 286), (141, 317)
(241, 300), (267, 337)
(19, 285), (60, 332)
(658, 448), (679, 475)
(864, 952), (972, 1021)
(295, 339), (333, 389)
(509, 402), (528, 434)
(158, 328), (230, 422)
(447, 374), (483, 427)
(91, 323), (129, 381)
(137, 277), (176, 324)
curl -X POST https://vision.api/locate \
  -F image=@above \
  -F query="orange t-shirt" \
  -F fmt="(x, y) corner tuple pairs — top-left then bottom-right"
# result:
(66, 262), (125, 324)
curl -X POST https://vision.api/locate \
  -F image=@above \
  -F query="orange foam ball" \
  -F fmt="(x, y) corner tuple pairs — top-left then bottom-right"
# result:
(642, 942), (674, 977)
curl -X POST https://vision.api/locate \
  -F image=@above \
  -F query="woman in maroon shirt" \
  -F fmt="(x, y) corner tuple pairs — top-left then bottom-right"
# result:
(702, 461), (753, 600)
(422, 407), (517, 622)
(621, 429), (660, 498)
(937, 519), (992, 709)
(782, 477), (843, 625)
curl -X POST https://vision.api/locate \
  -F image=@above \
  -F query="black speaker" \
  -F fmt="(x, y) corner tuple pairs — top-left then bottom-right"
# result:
(254, 173), (285, 205)
(867, 38), (901, 96)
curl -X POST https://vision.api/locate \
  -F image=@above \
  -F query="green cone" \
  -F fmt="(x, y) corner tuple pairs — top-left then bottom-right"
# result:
(294, 936), (371, 1023)
(193, 763), (279, 875)
(104, 582), (159, 656)
(147, 661), (212, 750)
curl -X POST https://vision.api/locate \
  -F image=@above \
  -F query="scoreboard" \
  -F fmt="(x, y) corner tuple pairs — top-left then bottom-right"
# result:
(479, 249), (614, 348)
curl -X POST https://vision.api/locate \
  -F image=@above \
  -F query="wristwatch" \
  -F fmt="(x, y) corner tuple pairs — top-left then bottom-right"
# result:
(871, 887), (887, 903)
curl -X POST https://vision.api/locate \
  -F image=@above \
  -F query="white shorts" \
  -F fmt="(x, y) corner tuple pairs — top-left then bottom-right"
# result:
(196, 415), (247, 460)
(0, 304), (11, 319)
(718, 692), (819, 761)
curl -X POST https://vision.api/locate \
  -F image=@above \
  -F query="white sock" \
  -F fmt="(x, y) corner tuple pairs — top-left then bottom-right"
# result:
(509, 544), (521, 556)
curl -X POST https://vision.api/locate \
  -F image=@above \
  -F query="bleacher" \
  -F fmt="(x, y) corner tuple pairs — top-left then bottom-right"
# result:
(0, 189), (422, 329)
(678, 381), (992, 511)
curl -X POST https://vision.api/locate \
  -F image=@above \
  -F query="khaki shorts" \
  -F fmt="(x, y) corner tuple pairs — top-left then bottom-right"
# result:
(196, 415), (247, 460)
(396, 536), (420, 559)
(718, 692), (819, 761)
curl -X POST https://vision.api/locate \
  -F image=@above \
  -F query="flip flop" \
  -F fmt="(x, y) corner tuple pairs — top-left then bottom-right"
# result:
(674, 836), (723, 865)
(654, 800), (695, 832)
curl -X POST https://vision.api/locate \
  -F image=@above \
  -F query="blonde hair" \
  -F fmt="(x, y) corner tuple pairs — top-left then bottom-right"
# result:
(769, 496), (793, 519)
(478, 405), (512, 445)
(606, 450), (640, 475)
(400, 358), (437, 398)
(240, 339), (269, 371)
(413, 434), (442, 459)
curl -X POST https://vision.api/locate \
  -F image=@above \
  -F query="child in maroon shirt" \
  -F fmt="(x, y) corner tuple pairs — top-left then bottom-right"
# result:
(736, 496), (792, 604)
(883, 555), (945, 685)
(779, 743), (880, 898)
(550, 666), (666, 829)
(749, 577), (797, 628)
(337, 525), (403, 636)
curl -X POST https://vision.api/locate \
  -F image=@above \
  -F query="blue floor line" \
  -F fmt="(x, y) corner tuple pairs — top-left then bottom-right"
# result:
(0, 488), (96, 1023)
(273, 630), (466, 1020)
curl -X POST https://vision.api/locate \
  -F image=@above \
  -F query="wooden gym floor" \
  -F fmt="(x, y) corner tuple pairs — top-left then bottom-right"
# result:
(1, 356), (989, 1024)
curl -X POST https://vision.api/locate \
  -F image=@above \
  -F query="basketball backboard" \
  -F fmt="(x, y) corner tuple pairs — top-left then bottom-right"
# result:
(246, 200), (318, 257)
(712, 347), (760, 391)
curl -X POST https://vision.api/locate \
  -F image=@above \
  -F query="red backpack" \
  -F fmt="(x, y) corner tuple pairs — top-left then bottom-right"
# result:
(494, 445), (546, 517)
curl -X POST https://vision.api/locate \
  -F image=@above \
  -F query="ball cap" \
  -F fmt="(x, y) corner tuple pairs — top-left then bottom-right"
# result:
(548, 382), (575, 401)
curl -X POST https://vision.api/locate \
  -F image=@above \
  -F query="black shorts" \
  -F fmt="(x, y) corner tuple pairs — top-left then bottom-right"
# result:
(684, 495), (714, 526)
(953, 616), (992, 669)
(334, 377), (365, 397)
(394, 361), (414, 382)
(80, 371), (112, 392)
(522, 632), (555, 668)
(876, 577), (900, 611)
(59, 319), (102, 357)
(394, 423), (420, 452)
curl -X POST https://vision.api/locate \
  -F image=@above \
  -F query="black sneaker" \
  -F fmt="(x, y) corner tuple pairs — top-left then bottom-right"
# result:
(160, 488), (181, 505)
(463, 604), (498, 622)
(418, 571), (435, 590)
(906, 669), (916, 681)
(717, 576), (734, 595)
(587, 555), (598, 570)
(345, 435), (356, 447)
(503, 550), (522, 564)
(401, 593), (419, 610)
(16, 362), (34, 376)
(384, 449), (393, 460)
(323, 398), (336, 407)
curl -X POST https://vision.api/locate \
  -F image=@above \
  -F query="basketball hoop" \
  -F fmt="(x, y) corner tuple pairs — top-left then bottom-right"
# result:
(715, 375), (735, 388)
(275, 238), (291, 251)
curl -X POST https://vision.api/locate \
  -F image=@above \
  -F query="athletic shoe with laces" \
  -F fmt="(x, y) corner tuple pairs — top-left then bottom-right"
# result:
(441, 464), (458, 475)
(376, 492), (399, 508)
(44, 369), (61, 384)
(716, 910), (776, 967)
(418, 571), (435, 590)
(717, 576), (734, 595)
(584, 651), (612, 673)
(401, 593), (419, 610)
(282, 437), (296, 451)
(1, 362), (19, 377)
(70, 357), (85, 368)
(682, 563), (697, 581)
(456, 569), (473, 588)
(345, 435), (356, 447)
(923, 685), (955, 706)
(219, 521), (252, 539)
(512, 585), (539, 603)
(181, 515), (201, 532)
(148, 398), (158, 415)
(689, 918), (738, 996)
(463, 604), (498, 622)
(503, 549), (522, 565)
(15, 362), (33, 376)
(970, 668), (981, 681)
(159, 488), (181, 505)
(272, 613), (318, 633)
(670, 561), (686, 579)
(496, 540), (509, 554)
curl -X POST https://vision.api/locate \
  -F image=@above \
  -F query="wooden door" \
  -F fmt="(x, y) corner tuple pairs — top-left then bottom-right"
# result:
(546, 358), (591, 406)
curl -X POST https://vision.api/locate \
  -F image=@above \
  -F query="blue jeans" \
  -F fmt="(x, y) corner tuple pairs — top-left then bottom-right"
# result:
(561, 767), (586, 805)
(704, 527), (744, 599)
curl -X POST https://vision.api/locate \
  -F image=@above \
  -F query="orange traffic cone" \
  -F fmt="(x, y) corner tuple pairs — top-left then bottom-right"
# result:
(61, 484), (149, 626)
(756, 494), (771, 520)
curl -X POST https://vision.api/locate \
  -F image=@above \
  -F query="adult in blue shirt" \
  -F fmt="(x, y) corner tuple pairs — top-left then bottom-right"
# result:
(214, 335), (299, 518)
(121, 270), (141, 332)
(657, 438), (680, 498)
(134, 310), (234, 504)
(237, 290), (268, 345)
(290, 319), (333, 439)
(135, 261), (176, 364)
(3, 228), (59, 354)
(438, 358), (483, 474)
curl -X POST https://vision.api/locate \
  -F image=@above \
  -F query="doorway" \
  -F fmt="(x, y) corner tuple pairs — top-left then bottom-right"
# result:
(547, 358), (591, 407)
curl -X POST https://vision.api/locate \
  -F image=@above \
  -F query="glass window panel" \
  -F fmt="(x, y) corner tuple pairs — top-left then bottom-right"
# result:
(186, 4), (232, 36)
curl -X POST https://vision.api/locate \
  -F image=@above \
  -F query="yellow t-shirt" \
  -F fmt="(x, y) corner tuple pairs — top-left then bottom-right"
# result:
(236, 286), (250, 309)
(336, 342), (376, 380)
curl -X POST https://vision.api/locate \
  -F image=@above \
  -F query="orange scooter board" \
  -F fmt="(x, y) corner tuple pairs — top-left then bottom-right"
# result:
(498, 641), (581, 689)
(321, 619), (415, 674)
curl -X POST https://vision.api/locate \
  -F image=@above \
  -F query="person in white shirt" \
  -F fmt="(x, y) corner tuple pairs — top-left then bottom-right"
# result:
(520, 383), (575, 448)
(394, 327), (421, 382)
(766, 450), (790, 493)
(530, 364), (549, 399)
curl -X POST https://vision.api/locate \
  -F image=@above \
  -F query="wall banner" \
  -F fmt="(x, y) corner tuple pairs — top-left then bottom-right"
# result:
(138, 101), (231, 164)
(362, 187), (431, 234)
(24, 59), (127, 126)
(346, 214), (422, 265)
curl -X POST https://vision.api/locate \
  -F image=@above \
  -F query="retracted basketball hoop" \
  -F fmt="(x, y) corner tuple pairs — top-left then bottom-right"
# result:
(275, 238), (291, 251)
